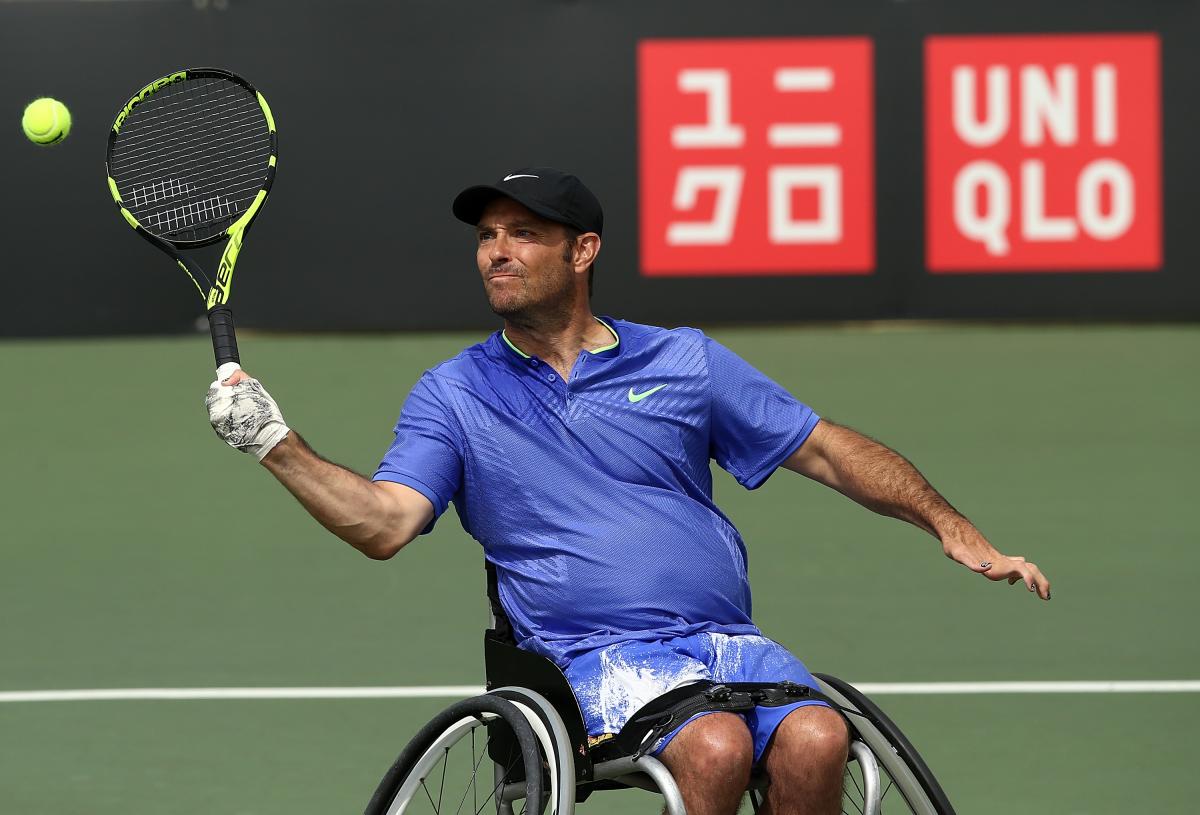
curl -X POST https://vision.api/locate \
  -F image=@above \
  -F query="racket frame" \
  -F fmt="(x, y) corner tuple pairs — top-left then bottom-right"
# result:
(105, 67), (277, 366)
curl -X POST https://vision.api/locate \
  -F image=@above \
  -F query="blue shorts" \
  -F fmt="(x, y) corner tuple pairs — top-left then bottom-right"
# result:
(563, 632), (826, 764)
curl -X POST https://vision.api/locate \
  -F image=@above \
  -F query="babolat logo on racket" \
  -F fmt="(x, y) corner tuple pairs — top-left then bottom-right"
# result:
(113, 71), (187, 133)
(208, 260), (232, 307)
(206, 233), (243, 308)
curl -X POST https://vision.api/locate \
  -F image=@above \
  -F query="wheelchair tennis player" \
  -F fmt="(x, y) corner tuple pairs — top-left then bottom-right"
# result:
(206, 167), (1050, 815)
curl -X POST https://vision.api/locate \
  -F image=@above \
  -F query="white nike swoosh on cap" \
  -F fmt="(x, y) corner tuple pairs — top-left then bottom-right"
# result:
(503, 174), (540, 181)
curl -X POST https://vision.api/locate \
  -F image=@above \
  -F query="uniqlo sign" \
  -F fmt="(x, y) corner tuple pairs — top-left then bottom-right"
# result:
(639, 38), (874, 276)
(926, 34), (1161, 272)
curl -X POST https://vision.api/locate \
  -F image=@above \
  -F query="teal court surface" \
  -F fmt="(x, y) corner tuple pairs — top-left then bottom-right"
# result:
(2, 324), (1196, 813)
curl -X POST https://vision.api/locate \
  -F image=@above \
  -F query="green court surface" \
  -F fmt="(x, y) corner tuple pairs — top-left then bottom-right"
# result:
(1, 323), (1196, 813)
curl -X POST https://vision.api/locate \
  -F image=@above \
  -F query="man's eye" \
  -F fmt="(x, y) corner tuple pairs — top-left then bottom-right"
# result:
(516, 230), (534, 238)
(478, 233), (494, 242)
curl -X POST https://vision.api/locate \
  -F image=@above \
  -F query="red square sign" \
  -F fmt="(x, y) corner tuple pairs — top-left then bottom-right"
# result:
(926, 34), (1161, 272)
(639, 38), (874, 276)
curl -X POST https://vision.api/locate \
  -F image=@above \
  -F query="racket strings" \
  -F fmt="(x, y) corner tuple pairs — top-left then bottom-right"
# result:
(143, 192), (261, 236)
(109, 76), (271, 243)
(111, 78), (254, 171)
(111, 91), (261, 150)
(128, 164), (263, 211)
(111, 79), (267, 185)
(115, 136), (272, 194)
(110, 113), (269, 177)
(112, 81), (256, 136)
(110, 91), (267, 168)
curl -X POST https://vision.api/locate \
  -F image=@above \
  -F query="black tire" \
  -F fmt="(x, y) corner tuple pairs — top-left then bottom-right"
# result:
(489, 687), (576, 813)
(364, 695), (545, 815)
(815, 674), (956, 815)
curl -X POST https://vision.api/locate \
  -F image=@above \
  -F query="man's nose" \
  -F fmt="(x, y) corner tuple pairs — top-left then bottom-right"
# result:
(489, 233), (511, 264)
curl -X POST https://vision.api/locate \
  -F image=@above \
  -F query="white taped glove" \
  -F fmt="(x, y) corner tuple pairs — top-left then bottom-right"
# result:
(205, 366), (291, 461)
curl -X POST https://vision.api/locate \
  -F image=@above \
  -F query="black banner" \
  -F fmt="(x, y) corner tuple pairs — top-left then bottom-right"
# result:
(4, 0), (1198, 337)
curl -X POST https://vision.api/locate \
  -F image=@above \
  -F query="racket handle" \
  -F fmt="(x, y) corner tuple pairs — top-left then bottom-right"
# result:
(207, 305), (242, 368)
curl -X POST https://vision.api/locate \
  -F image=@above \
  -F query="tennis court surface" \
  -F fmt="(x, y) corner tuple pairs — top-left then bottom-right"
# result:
(2, 323), (1195, 813)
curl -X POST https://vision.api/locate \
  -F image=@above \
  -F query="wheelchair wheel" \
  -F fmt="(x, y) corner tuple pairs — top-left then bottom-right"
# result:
(814, 674), (956, 815)
(364, 695), (545, 815)
(489, 687), (577, 814)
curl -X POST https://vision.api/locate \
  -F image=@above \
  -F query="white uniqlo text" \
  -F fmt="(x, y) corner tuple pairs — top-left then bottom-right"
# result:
(951, 64), (1133, 256)
(927, 34), (1159, 272)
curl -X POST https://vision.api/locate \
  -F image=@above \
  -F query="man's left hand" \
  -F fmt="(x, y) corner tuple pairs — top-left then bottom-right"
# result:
(942, 527), (1051, 601)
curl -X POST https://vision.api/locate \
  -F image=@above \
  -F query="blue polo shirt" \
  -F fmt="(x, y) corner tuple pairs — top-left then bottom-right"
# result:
(373, 318), (820, 665)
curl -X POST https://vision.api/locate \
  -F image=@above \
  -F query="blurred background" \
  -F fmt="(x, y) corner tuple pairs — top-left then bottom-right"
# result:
(1, 1), (1196, 813)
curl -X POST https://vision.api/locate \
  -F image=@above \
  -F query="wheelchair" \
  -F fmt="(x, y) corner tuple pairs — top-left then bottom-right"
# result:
(365, 568), (956, 815)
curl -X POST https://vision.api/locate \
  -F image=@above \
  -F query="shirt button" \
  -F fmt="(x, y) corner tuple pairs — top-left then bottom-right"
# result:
(529, 359), (539, 367)
(548, 374), (557, 382)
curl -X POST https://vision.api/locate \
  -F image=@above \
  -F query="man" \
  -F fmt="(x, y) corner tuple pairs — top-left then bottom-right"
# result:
(207, 167), (1050, 815)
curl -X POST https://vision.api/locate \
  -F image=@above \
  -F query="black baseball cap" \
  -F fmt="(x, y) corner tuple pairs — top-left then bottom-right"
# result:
(452, 167), (604, 236)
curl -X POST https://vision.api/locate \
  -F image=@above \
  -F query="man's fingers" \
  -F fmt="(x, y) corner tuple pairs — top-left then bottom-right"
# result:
(978, 558), (1053, 599)
(1028, 563), (1051, 600)
(946, 544), (1052, 600)
(1008, 561), (1052, 600)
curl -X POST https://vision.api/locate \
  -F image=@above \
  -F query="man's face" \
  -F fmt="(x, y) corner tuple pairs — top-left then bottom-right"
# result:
(476, 198), (576, 320)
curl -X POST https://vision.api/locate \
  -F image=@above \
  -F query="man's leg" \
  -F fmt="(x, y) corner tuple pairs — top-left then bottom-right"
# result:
(758, 705), (848, 815)
(658, 712), (754, 815)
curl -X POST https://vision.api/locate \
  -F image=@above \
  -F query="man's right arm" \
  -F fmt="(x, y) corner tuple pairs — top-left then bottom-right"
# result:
(208, 367), (434, 560)
(260, 431), (434, 560)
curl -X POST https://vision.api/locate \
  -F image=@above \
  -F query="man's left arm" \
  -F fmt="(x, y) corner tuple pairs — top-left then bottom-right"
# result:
(783, 419), (1051, 601)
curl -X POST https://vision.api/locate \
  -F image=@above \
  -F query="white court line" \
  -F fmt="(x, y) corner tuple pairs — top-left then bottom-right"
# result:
(0, 686), (487, 703)
(851, 680), (1200, 695)
(1, 680), (1198, 703)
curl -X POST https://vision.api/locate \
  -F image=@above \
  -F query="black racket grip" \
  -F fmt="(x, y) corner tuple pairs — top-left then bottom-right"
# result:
(207, 306), (241, 368)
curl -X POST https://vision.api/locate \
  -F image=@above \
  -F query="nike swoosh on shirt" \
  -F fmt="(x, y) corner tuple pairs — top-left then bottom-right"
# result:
(503, 174), (539, 181)
(628, 384), (667, 403)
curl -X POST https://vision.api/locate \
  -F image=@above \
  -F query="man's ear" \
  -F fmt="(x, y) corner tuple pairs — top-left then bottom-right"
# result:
(575, 233), (601, 270)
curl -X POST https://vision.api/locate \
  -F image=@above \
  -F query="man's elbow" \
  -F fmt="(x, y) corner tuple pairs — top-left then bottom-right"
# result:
(360, 545), (399, 561)
(357, 482), (435, 560)
(354, 532), (412, 561)
(357, 537), (405, 556)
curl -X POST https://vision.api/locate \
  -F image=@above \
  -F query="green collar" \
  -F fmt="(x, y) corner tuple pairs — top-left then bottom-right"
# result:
(590, 318), (620, 353)
(502, 318), (619, 359)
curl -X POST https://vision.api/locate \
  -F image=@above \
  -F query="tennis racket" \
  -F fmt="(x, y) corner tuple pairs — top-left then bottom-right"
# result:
(105, 68), (277, 374)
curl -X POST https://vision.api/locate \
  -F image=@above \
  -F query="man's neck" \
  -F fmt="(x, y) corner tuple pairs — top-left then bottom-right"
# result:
(502, 311), (614, 378)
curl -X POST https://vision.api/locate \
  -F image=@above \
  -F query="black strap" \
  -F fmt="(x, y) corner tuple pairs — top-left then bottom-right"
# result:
(484, 561), (515, 645)
(599, 680), (841, 761)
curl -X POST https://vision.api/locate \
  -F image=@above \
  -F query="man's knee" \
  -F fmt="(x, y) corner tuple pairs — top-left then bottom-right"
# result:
(770, 705), (850, 772)
(661, 712), (755, 785)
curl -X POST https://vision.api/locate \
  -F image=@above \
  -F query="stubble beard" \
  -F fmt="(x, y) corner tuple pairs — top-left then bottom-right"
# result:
(486, 260), (577, 329)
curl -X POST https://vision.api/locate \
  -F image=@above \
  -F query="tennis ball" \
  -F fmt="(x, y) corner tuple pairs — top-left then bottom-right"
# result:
(21, 97), (71, 146)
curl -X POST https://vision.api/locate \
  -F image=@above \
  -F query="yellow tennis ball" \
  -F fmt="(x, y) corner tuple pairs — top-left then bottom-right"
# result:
(22, 97), (71, 145)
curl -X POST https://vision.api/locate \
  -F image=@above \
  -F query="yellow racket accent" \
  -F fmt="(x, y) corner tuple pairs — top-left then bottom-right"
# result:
(112, 70), (187, 134)
(205, 190), (268, 308)
(257, 91), (276, 132)
(177, 260), (206, 298)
